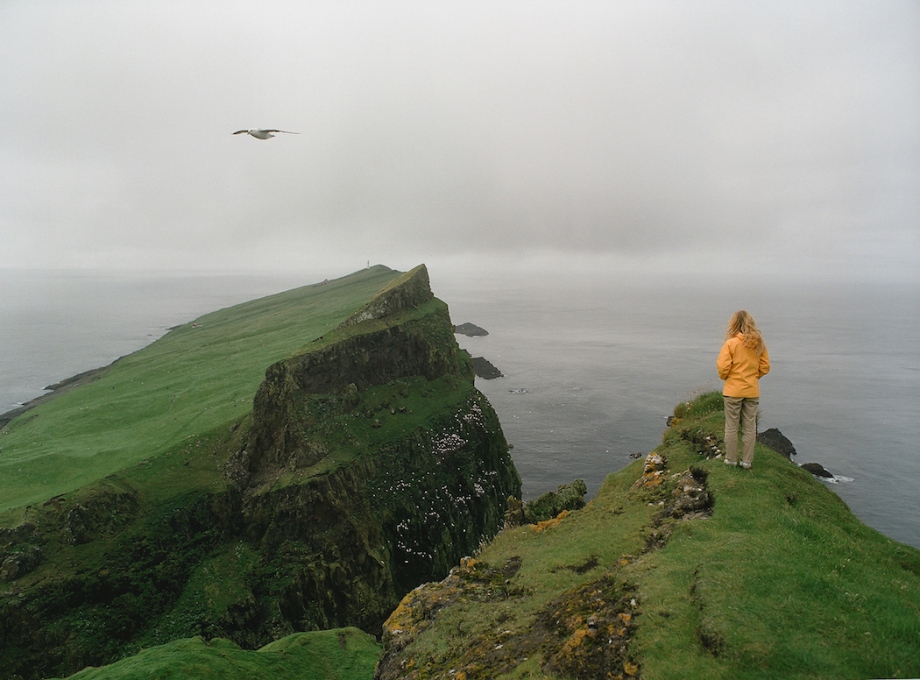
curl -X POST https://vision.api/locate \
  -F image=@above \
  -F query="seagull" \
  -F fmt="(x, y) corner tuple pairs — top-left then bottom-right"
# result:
(232, 128), (299, 140)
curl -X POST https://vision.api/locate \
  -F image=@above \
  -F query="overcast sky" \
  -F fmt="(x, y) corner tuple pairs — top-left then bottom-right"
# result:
(1, 1), (918, 281)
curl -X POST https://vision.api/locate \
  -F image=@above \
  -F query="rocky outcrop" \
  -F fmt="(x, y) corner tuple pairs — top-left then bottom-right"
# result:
(337, 265), (435, 329)
(757, 428), (797, 460)
(800, 462), (834, 479)
(375, 555), (640, 680)
(522, 480), (588, 524)
(454, 323), (489, 337)
(0, 523), (45, 583)
(470, 356), (503, 380)
(374, 451), (711, 680)
(62, 483), (140, 546)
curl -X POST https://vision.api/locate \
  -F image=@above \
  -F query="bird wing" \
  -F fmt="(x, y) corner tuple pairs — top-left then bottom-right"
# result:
(231, 130), (249, 135)
(265, 130), (300, 134)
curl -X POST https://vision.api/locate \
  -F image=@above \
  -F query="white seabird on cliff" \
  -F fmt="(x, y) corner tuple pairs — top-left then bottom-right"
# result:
(232, 128), (300, 140)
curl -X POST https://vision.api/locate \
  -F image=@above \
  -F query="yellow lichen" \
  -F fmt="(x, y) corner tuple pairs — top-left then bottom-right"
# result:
(532, 509), (569, 532)
(558, 627), (589, 656)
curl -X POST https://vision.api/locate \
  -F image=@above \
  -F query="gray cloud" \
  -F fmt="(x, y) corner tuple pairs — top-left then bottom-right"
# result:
(1, 1), (917, 280)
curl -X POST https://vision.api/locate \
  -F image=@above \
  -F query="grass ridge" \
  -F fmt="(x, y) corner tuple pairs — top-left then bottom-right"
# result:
(0, 266), (403, 516)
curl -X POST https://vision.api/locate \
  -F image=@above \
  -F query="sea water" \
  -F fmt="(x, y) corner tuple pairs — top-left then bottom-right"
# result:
(1, 268), (918, 550)
(437, 270), (920, 551)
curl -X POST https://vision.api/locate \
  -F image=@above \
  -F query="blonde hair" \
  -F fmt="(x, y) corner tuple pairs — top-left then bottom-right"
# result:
(725, 310), (766, 355)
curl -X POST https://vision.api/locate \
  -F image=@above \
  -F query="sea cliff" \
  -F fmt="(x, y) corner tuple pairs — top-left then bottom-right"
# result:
(0, 265), (520, 680)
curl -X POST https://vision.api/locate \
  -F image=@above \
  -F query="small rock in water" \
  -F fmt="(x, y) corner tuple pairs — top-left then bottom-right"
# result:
(800, 462), (834, 478)
(471, 356), (503, 380)
(454, 322), (489, 337)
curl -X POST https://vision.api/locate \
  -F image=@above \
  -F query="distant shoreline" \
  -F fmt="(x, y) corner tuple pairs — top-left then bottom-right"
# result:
(0, 365), (110, 429)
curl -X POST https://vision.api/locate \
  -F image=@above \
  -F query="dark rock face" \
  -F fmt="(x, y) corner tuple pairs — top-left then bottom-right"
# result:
(757, 428), (797, 460)
(227, 388), (519, 636)
(242, 308), (472, 478)
(0, 545), (43, 582)
(0, 524), (45, 582)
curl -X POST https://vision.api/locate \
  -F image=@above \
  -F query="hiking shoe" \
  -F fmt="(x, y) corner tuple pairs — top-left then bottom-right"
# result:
(724, 459), (738, 466)
(739, 461), (751, 469)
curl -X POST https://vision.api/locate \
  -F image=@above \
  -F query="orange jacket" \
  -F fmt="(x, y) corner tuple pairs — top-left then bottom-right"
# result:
(717, 334), (770, 398)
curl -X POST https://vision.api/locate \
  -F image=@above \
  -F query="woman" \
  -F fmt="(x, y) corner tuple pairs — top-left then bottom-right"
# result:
(717, 310), (770, 469)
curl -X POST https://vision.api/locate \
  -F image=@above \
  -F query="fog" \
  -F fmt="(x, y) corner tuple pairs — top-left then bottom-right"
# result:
(1, 1), (918, 281)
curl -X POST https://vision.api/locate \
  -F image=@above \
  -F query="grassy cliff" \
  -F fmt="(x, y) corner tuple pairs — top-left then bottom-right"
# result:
(376, 391), (920, 680)
(0, 265), (520, 680)
(0, 265), (406, 514)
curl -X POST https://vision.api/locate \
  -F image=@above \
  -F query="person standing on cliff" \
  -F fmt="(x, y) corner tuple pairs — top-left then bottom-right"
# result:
(717, 310), (770, 469)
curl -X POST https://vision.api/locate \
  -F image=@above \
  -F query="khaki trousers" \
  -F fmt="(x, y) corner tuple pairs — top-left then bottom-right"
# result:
(723, 396), (759, 466)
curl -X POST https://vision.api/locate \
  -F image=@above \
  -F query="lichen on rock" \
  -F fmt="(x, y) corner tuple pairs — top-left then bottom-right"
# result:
(375, 556), (641, 680)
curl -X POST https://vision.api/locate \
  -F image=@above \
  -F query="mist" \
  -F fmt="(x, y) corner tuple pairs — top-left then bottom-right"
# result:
(1, 1), (918, 282)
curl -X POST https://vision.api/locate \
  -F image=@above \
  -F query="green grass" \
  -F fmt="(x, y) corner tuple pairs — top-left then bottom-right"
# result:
(633, 405), (920, 680)
(0, 265), (403, 516)
(383, 390), (920, 680)
(50, 628), (380, 680)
